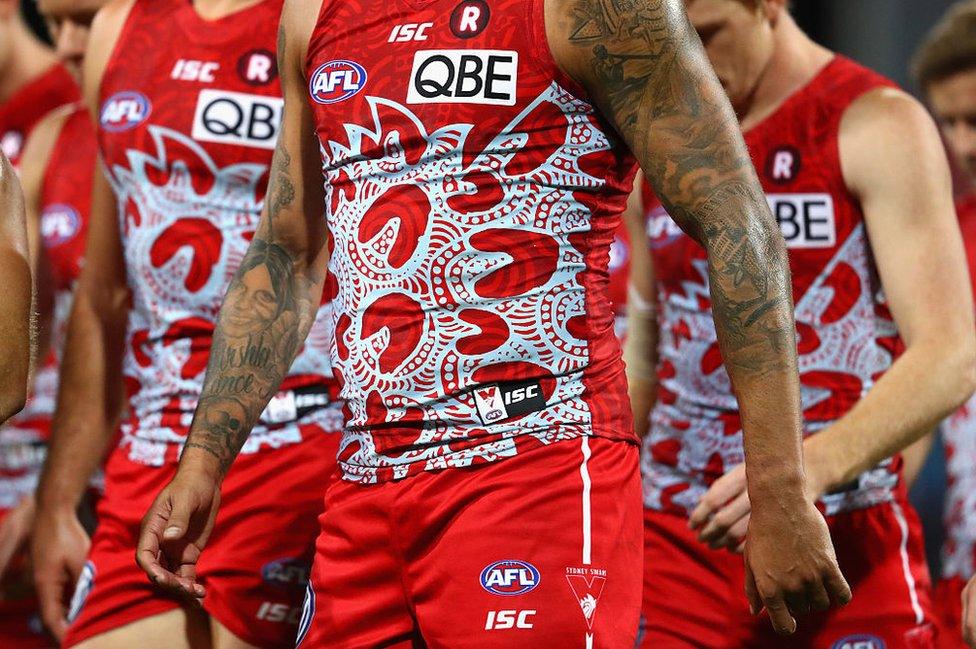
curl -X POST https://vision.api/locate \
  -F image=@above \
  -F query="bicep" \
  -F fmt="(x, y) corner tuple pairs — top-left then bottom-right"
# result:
(845, 92), (973, 345)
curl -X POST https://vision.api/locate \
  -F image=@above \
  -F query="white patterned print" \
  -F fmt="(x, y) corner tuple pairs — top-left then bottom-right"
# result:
(322, 85), (613, 481)
(106, 126), (337, 466)
(643, 223), (899, 516)
(942, 393), (976, 579)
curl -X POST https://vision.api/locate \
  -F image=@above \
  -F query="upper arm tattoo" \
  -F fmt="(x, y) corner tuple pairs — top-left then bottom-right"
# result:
(565, 0), (797, 373)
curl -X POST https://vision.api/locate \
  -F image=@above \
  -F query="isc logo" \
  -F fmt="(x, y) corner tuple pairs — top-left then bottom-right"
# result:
(100, 91), (151, 132)
(191, 89), (282, 150)
(407, 49), (517, 106)
(830, 635), (886, 649)
(41, 204), (81, 246)
(480, 560), (541, 596)
(171, 59), (220, 82)
(308, 60), (368, 105)
(389, 22), (433, 42)
(256, 601), (302, 624)
(767, 193), (835, 249)
(485, 610), (536, 630)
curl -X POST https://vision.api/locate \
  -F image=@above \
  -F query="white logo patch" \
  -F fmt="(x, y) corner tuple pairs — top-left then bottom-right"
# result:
(191, 89), (283, 150)
(407, 50), (517, 106)
(768, 193), (836, 249)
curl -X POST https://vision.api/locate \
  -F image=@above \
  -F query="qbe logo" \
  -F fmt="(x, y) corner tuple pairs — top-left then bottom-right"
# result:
(480, 560), (541, 596)
(830, 635), (886, 649)
(407, 50), (517, 106)
(191, 89), (283, 150)
(40, 204), (81, 246)
(767, 193), (835, 249)
(100, 91), (151, 132)
(308, 60), (367, 105)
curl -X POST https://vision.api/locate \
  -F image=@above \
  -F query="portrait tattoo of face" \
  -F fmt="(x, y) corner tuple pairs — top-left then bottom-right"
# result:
(221, 238), (297, 340)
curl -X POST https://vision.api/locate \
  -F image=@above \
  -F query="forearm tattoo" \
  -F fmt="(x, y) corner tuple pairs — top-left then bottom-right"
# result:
(567, 0), (797, 375)
(182, 26), (323, 473)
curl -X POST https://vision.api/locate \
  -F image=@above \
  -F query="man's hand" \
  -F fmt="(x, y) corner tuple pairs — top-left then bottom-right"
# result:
(0, 494), (35, 580)
(745, 500), (851, 635)
(964, 576), (976, 648)
(31, 504), (91, 640)
(136, 467), (220, 600)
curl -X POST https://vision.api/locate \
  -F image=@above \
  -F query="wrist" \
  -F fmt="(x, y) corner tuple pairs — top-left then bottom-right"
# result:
(177, 443), (227, 485)
(802, 434), (844, 500)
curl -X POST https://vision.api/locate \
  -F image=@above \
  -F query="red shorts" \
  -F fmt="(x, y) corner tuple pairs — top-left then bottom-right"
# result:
(935, 577), (967, 649)
(299, 436), (643, 649)
(640, 496), (940, 648)
(63, 427), (340, 648)
(0, 509), (53, 648)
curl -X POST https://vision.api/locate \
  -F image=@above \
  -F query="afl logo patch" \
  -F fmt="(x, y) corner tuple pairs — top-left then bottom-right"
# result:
(100, 91), (151, 132)
(480, 560), (541, 596)
(308, 60), (367, 105)
(830, 635), (886, 649)
(238, 49), (278, 86)
(451, 0), (490, 38)
(766, 146), (801, 184)
(41, 204), (81, 246)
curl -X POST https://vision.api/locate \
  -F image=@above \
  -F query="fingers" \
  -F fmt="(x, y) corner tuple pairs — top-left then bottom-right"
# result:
(698, 492), (750, 548)
(744, 562), (761, 616)
(34, 565), (68, 641)
(136, 501), (175, 586)
(823, 562), (852, 607)
(807, 579), (832, 613)
(689, 466), (746, 531)
(763, 595), (797, 636)
(137, 497), (206, 600)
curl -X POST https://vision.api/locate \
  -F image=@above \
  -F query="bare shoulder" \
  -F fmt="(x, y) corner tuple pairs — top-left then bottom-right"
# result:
(83, 0), (137, 109)
(19, 106), (73, 197)
(839, 87), (945, 197)
(280, 0), (326, 67)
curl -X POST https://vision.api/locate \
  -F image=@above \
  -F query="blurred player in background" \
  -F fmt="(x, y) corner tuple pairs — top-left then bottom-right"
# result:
(627, 0), (976, 646)
(0, 155), (37, 649)
(0, 0), (77, 167)
(913, 3), (976, 647)
(139, 0), (850, 646)
(30, 0), (343, 647)
(0, 1), (82, 646)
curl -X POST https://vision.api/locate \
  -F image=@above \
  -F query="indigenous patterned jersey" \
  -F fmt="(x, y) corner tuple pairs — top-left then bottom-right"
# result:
(642, 57), (901, 517)
(305, 0), (637, 482)
(0, 105), (93, 510)
(0, 64), (79, 168)
(942, 193), (976, 580)
(98, 0), (340, 467)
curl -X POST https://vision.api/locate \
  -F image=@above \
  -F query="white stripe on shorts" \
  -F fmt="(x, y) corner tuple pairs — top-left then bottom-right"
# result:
(891, 500), (924, 625)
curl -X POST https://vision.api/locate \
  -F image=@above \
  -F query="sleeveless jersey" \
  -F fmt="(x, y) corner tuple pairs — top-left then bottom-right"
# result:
(98, 0), (340, 467)
(0, 105), (94, 509)
(0, 63), (79, 168)
(305, 0), (637, 482)
(642, 57), (901, 517)
(942, 193), (976, 580)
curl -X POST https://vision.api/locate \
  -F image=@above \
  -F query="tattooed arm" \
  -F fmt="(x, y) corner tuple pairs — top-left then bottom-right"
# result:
(547, 0), (849, 634)
(136, 0), (330, 597)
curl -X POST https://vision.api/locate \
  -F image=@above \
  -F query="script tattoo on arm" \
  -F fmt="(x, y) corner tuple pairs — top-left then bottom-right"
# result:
(563, 0), (796, 375)
(182, 24), (324, 473)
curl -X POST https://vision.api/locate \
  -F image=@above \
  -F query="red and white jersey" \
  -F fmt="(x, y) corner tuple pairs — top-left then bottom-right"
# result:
(0, 64), (79, 168)
(942, 193), (976, 580)
(609, 221), (631, 342)
(0, 105), (94, 509)
(98, 0), (340, 467)
(305, 0), (637, 482)
(642, 57), (902, 517)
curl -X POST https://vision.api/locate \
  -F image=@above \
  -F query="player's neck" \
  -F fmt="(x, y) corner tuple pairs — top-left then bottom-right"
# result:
(191, 0), (265, 20)
(738, 16), (834, 132)
(0, 23), (57, 104)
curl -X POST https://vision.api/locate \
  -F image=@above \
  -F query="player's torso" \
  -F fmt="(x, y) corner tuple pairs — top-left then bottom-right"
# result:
(0, 64), (79, 168)
(305, 0), (637, 481)
(643, 57), (901, 516)
(942, 194), (976, 579)
(98, 0), (338, 464)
